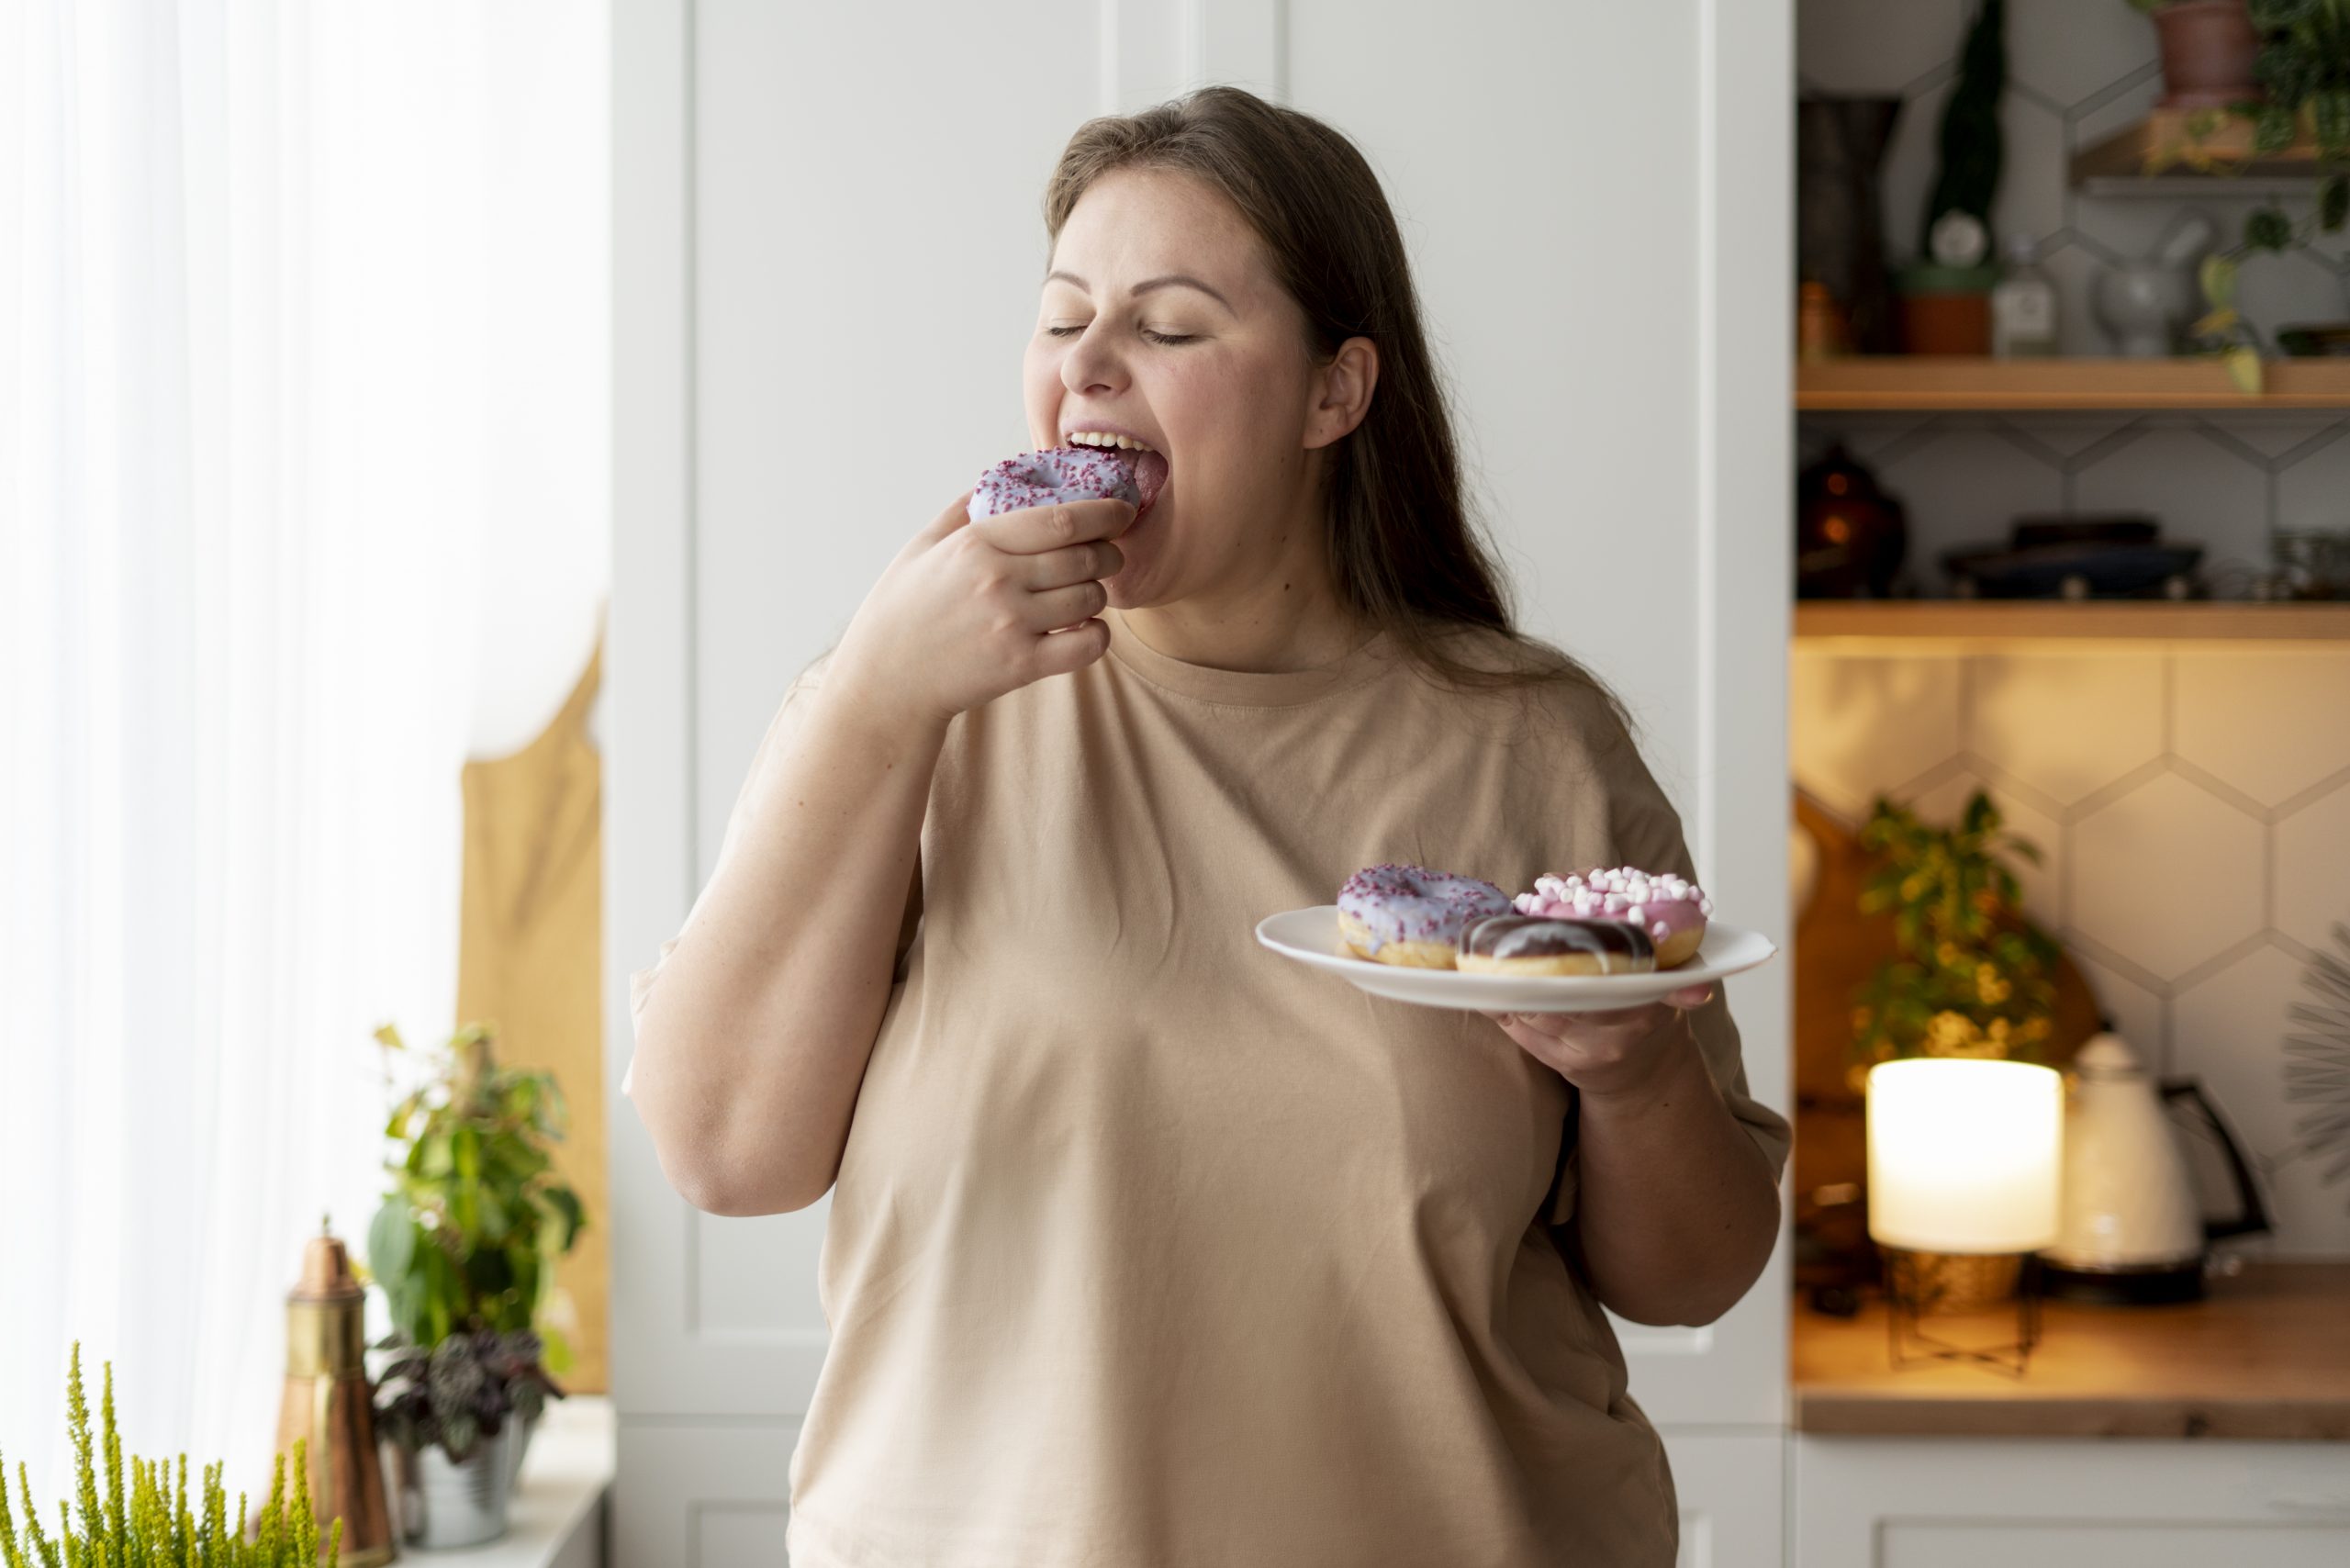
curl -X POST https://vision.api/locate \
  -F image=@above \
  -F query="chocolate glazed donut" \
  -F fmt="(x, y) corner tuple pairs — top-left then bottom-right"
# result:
(1456, 915), (1658, 976)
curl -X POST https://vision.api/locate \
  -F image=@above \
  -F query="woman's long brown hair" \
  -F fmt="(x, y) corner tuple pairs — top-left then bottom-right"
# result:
(1043, 85), (1620, 712)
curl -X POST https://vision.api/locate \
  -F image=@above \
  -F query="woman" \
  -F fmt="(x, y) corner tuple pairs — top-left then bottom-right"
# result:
(626, 85), (1785, 1567)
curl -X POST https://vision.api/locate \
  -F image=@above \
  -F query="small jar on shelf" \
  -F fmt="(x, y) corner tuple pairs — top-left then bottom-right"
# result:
(1990, 234), (2059, 359)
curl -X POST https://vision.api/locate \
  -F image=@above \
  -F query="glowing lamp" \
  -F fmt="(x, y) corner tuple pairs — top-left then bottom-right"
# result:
(1865, 1057), (2065, 1375)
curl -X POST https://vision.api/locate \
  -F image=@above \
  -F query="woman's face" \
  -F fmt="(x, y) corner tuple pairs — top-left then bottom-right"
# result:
(1025, 169), (1367, 611)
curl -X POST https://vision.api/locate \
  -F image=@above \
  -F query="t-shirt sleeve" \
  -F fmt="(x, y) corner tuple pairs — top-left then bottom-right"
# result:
(1545, 701), (1792, 1227)
(621, 655), (831, 1099)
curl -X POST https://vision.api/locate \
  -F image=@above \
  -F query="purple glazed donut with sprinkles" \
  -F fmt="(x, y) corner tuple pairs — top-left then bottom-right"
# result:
(1336, 862), (1513, 969)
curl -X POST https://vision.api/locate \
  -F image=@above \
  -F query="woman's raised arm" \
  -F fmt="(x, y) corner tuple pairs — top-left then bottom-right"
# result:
(624, 489), (1135, 1215)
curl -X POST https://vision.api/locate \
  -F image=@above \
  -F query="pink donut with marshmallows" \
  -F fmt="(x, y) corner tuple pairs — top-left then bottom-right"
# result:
(969, 443), (1169, 522)
(1513, 867), (1712, 969)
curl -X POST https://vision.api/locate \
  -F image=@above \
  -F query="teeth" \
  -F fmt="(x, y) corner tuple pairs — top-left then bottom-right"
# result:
(1065, 431), (1155, 454)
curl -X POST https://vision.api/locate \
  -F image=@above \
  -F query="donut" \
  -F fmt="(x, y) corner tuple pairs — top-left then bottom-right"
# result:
(1337, 863), (1513, 969)
(1513, 867), (1711, 969)
(1457, 914), (1657, 976)
(968, 443), (1169, 522)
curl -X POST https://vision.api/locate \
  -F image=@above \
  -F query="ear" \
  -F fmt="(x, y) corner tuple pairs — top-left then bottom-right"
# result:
(1304, 336), (1379, 451)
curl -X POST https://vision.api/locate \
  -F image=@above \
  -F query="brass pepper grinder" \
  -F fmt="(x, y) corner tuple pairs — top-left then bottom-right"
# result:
(276, 1216), (398, 1565)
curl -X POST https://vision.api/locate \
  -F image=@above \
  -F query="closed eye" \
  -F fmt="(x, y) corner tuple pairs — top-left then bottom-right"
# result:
(1045, 325), (1195, 345)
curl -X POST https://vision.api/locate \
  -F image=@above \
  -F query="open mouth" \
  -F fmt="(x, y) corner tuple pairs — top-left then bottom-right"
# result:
(1059, 434), (1169, 523)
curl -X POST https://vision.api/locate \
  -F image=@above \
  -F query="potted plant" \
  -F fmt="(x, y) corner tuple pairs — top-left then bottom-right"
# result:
(364, 1020), (585, 1547)
(1, 1343), (345, 1564)
(2127, 0), (2264, 110)
(371, 1329), (562, 1549)
(1849, 789), (2061, 1305)
(1850, 789), (2059, 1076)
(2156, 0), (2350, 387)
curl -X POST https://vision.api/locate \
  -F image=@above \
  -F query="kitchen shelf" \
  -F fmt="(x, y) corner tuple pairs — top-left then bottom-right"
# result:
(1795, 601), (2350, 643)
(2069, 106), (2334, 196)
(1792, 1263), (2350, 1439)
(1796, 357), (2350, 411)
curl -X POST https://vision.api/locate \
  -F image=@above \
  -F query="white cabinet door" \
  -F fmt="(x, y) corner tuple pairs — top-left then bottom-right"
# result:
(612, 1420), (797, 1567)
(1794, 1436), (2350, 1568)
(1665, 1431), (1785, 1568)
(610, 0), (1793, 1557)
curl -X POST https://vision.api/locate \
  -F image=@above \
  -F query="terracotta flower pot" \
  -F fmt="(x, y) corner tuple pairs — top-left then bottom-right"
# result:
(2152, 0), (2262, 111)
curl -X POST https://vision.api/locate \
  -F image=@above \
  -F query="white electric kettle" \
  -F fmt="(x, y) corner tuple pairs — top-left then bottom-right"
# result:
(2044, 1031), (2267, 1304)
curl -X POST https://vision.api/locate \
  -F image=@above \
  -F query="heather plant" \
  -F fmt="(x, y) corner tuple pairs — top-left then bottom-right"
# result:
(0, 1342), (342, 1567)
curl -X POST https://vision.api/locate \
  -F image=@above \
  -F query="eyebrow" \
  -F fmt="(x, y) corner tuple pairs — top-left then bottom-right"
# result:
(1043, 269), (1236, 315)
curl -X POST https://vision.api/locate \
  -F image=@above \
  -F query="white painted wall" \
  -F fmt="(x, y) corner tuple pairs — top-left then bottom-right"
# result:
(610, 2), (1792, 1562)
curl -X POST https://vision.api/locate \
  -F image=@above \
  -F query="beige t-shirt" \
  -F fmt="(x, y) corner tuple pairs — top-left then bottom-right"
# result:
(629, 610), (1789, 1567)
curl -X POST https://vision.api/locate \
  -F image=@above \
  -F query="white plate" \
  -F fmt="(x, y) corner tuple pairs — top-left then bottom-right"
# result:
(1254, 905), (1778, 1014)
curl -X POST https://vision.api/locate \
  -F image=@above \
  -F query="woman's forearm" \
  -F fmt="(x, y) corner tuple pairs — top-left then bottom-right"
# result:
(630, 681), (944, 1215)
(1569, 1014), (1781, 1327)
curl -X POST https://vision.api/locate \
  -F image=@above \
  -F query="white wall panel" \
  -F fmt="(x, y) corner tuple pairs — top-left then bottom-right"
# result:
(1282, 0), (1793, 1422)
(611, 1420), (799, 1567)
(1666, 1432), (1785, 1568)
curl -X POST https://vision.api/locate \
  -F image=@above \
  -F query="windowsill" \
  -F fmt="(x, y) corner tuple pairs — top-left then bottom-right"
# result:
(410, 1394), (613, 1567)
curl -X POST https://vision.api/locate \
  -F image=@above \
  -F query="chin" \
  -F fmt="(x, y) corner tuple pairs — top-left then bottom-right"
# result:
(1102, 576), (1158, 611)
(1102, 519), (1178, 610)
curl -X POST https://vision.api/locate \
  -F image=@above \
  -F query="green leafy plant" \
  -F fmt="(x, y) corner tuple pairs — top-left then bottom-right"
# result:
(2146, 0), (2350, 389)
(367, 1021), (586, 1374)
(1850, 789), (2061, 1081)
(371, 1329), (562, 1465)
(0, 1343), (342, 1566)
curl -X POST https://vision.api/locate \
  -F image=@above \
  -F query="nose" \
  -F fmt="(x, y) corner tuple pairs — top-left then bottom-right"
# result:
(1059, 321), (1126, 400)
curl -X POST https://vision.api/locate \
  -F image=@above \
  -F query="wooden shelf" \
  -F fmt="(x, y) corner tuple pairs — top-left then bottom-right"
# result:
(1796, 357), (2350, 411)
(1795, 601), (2350, 643)
(2071, 106), (2334, 193)
(1792, 1263), (2350, 1440)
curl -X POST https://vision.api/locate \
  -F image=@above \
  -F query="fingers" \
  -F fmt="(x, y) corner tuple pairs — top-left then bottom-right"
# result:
(1026, 617), (1111, 678)
(1665, 983), (1716, 1010)
(1024, 580), (1109, 631)
(1022, 540), (1125, 590)
(969, 498), (1136, 555)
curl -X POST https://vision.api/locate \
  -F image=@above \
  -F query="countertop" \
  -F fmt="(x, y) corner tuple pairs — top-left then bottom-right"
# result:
(1792, 1262), (2350, 1439)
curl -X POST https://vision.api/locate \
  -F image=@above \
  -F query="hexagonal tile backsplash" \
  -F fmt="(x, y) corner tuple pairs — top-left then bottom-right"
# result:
(1797, 0), (2350, 595)
(1793, 645), (2350, 1257)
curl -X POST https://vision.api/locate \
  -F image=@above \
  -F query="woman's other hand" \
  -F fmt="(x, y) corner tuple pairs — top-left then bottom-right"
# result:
(830, 489), (1135, 729)
(1482, 983), (1715, 1101)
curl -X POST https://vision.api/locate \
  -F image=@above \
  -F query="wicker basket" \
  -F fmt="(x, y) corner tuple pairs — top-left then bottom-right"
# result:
(1882, 1248), (2020, 1309)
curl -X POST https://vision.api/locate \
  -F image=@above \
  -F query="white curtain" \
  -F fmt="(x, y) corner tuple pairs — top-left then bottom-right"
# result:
(1, 0), (607, 1515)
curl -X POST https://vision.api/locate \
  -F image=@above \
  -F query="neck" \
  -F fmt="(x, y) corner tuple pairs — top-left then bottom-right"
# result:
(1118, 508), (1366, 673)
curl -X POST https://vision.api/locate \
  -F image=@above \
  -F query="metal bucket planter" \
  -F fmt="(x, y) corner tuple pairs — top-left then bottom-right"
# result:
(384, 1420), (521, 1551)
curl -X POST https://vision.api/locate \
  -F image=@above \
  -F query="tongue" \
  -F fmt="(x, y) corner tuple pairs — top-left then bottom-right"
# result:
(1134, 449), (1169, 515)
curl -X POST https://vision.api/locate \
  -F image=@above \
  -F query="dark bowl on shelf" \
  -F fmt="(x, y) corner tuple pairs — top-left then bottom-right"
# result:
(1942, 541), (2204, 599)
(2007, 513), (2159, 549)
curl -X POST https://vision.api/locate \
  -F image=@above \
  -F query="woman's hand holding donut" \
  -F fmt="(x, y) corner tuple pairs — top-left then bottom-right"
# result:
(1483, 988), (1714, 1101)
(829, 489), (1135, 730)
